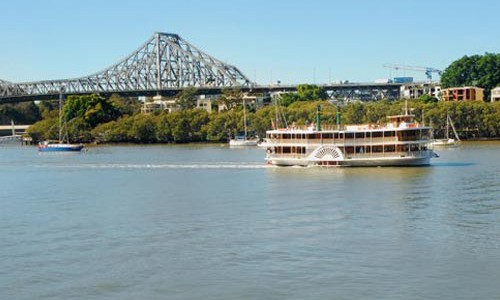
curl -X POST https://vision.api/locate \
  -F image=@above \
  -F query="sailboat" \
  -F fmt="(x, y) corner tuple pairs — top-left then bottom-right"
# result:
(229, 98), (259, 146)
(38, 91), (84, 152)
(431, 113), (461, 147)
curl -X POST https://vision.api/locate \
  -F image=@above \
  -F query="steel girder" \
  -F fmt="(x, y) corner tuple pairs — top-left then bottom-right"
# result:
(0, 32), (251, 100)
(0, 80), (24, 98)
(326, 85), (400, 101)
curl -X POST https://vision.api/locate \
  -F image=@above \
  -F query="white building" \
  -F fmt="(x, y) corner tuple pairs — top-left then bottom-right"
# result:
(491, 87), (500, 102)
(400, 83), (441, 99)
(196, 95), (218, 113)
(141, 95), (179, 114)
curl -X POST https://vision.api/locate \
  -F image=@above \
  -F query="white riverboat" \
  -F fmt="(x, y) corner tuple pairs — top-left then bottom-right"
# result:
(264, 114), (438, 167)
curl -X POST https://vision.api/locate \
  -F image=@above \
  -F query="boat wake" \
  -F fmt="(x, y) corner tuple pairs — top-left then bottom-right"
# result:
(45, 163), (270, 169)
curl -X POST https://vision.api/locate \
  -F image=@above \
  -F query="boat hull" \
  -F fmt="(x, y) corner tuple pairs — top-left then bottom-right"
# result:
(229, 139), (258, 146)
(38, 143), (84, 152)
(430, 139), (460, 148)
(267, 151), (435, 167)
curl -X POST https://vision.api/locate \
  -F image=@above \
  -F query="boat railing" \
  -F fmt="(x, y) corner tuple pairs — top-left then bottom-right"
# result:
(265, 136), (425, 146)
(344, 151), (430, 160)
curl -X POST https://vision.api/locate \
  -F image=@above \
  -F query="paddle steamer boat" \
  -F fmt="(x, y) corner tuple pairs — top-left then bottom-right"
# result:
(264, 113), (437, 167)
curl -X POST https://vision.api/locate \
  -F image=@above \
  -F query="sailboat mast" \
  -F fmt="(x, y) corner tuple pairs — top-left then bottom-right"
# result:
(445, 113), (449, 139)
(59, 90), (63, 143)
(449, 114), (461, 141)
(243, 97), (247, 138)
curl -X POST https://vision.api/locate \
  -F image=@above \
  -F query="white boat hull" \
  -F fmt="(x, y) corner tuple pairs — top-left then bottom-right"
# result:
(430, 139), (460, 148)
(229, 139), (258, 146)
(267, 150), (435, 167)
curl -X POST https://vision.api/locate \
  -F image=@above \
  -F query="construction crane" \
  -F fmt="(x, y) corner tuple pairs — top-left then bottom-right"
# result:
(383, 64), (443, 82)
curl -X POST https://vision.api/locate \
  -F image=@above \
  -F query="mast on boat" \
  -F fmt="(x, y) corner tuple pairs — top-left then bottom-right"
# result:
(448, 114), (460, 141)
(243, 97), (247, 139)
(446, 113), (450, 139)
(59, 89), (63, 143)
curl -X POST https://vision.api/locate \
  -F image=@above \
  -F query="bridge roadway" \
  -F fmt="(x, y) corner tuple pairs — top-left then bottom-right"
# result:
(0, 82), (404, 104)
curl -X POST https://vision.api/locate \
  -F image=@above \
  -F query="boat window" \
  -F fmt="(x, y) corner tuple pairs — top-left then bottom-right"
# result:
(421, 129), (430, 139)
(355, 132), (364, 138)
(384, 145), (395, 152)
(372, 131), (383, 138)
(372, 146), (383, 153)
(400, 130), (418, 141)
(345, 146), (355, 154)
(384, 131), (395, 137)
(345, 133), (354, 139)
(397, 145), (409, 152)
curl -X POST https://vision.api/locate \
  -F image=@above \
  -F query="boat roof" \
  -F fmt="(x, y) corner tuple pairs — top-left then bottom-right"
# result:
(267, 126), (431, 134)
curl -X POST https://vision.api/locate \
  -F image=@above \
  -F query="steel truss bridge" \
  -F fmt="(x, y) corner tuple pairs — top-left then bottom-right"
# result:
(0, 32), (251, 103)
(0, 32), (403, 103)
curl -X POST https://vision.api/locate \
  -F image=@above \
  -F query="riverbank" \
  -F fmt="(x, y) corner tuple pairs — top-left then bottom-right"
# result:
(20, 95), (500, 144)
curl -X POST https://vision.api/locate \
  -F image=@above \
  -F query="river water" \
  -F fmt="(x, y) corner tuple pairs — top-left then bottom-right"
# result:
(1, 142), (499, 299)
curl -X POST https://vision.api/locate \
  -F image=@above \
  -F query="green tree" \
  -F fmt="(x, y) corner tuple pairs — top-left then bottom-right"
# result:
(63, 94), (120, 127)
(441, 53), (500, 100)
(296, 84), (328, 101)
(418, 94), (438, 104)
(0, 102), (42, 124)
(92, 117), (135, 143)
(218, 88), (243, 111)
(341, 102), (365, 124)
(206, 113), (229, 141)
(26, 117), (58, 142)
(129, 114), (157, 143)
(176, 87), (198, 110)
(109, 94), (141, 116)
(278, 92), (299, 107)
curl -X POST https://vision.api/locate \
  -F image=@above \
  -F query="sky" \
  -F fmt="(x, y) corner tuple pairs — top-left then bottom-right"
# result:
(0, 0), (498, 85)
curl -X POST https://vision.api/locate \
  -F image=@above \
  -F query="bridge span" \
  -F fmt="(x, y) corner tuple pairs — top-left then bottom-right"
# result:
(0, 32), (251, 103)
(0, 32), (403, 103)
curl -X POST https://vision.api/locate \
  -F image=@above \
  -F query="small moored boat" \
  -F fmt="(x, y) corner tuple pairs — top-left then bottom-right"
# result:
(38, 90), (84, 152)
(229, 97), (258, 147)
(229, 136), (259, 146)
(430, 113), (461, 148)
(38, 141), (84, 152)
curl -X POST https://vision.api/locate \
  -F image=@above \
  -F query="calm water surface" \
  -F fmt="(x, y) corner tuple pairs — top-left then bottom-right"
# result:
(1, 142), (499, 299)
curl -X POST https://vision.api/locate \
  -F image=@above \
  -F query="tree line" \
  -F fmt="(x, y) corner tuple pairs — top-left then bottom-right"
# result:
(20, 93), (500, 143)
